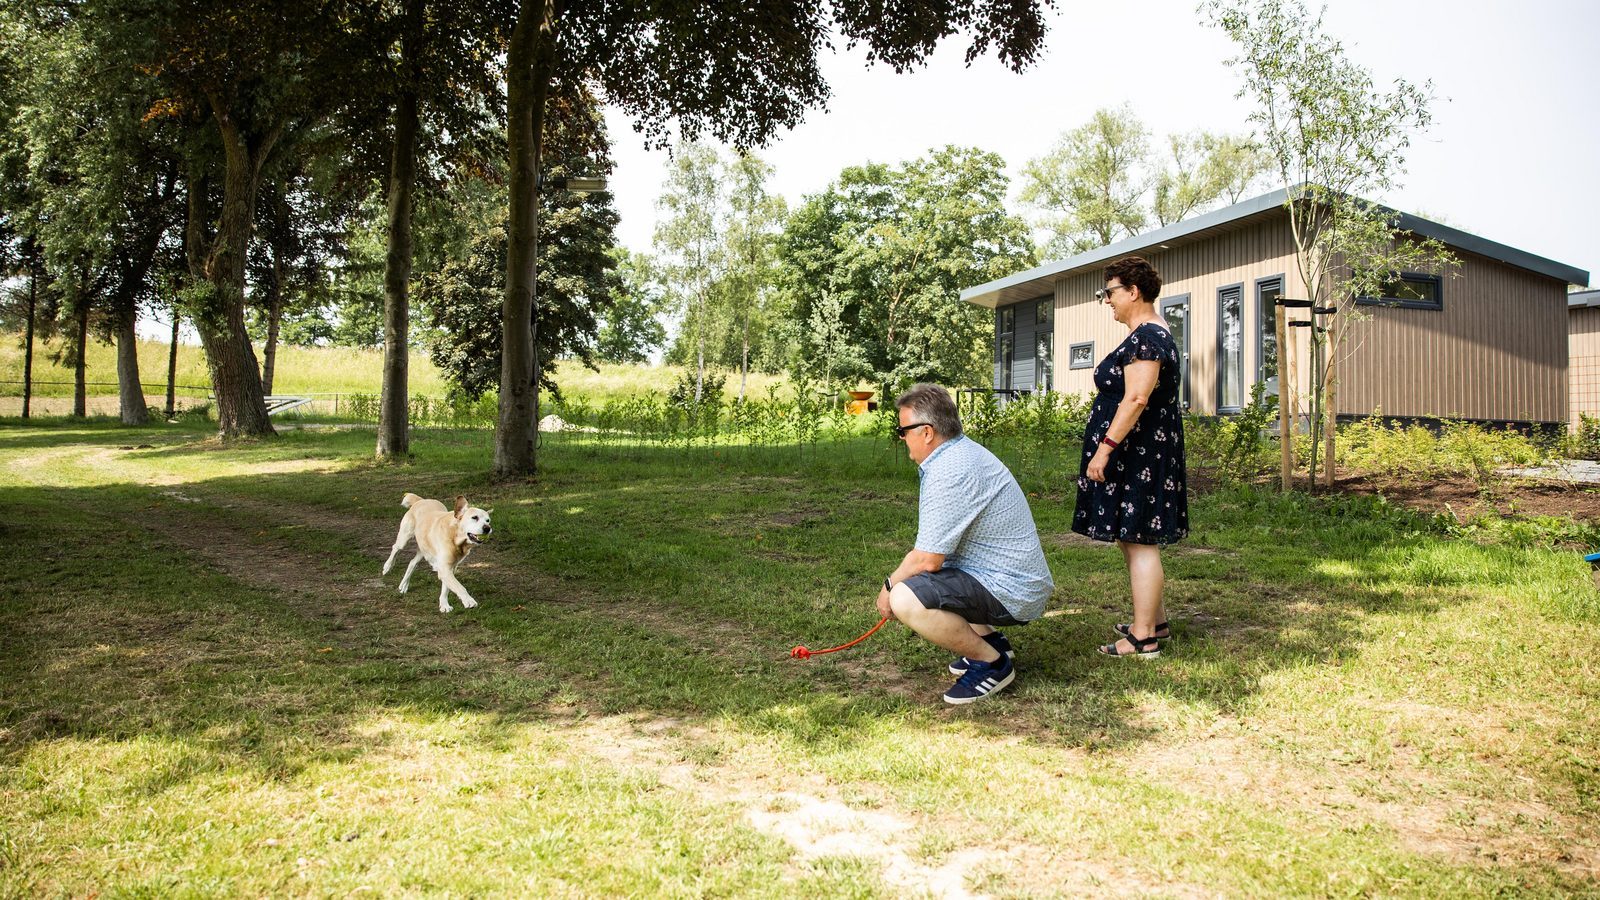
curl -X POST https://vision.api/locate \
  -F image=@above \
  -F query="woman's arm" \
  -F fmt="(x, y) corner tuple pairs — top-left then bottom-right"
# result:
(1086, 358), (1160, 482)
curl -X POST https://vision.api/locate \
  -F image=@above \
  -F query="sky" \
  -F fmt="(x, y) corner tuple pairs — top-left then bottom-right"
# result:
(602, 0), (1600, 286)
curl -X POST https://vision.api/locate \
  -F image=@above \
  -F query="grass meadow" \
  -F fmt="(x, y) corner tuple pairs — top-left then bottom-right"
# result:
(2, 415), (1597, 897)
(0, 332), (785, 416)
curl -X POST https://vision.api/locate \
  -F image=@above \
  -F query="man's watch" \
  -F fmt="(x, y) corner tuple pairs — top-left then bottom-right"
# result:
(884, 577), (893, 592)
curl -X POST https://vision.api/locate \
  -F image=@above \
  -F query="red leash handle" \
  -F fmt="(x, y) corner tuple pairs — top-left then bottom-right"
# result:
(790, 616), (890, 660)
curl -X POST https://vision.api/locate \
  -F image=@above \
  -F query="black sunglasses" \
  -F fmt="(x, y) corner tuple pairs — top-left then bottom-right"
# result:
(1095, 284), (1131, 301)
(893, 422), (933, 439)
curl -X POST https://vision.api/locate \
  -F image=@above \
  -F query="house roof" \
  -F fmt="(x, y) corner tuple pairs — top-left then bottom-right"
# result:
(1570, 289), (1600, 310)
(961, 187), (1592, 309)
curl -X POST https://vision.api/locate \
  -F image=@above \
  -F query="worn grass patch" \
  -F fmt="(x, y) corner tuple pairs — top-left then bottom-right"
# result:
(2, 419), (1597, 896)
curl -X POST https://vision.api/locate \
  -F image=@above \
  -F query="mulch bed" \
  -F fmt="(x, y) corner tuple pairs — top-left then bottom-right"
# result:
(1331, 472), (1600, 523)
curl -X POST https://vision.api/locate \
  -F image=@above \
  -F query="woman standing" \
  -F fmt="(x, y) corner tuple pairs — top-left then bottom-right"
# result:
(1073, 256), (1188, 659)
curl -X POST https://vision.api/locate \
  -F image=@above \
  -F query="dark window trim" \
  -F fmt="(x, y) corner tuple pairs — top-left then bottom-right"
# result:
(1036, 298), (1052, 326)
(1159, 292), (1191, 411)
(1254, 273), (1285, 389)
(1355, 272), (1444, 311)
(1068, 340), (1094, 370)
(1215, 281), (1245, 415)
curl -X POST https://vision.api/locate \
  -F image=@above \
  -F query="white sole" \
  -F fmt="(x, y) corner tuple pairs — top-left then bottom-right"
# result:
(943, 668), (1016, 705)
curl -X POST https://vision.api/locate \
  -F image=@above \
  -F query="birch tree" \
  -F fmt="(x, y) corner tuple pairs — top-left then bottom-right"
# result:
(654, 141), (724, 404)
(1209, 0), (1455, 489)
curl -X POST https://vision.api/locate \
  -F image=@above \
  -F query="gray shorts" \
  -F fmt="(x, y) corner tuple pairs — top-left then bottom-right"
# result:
(901, 567), (1024, 627)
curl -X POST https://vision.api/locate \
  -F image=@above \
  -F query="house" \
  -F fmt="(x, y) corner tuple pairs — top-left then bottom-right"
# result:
(1569, 289), (1600, 428)
(962, 188), (1590, 431)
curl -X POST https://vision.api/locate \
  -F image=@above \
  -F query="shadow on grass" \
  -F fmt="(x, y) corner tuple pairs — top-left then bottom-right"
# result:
(0, 421), (1489, 787)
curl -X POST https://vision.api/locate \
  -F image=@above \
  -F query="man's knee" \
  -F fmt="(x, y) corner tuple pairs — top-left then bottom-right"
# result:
(888, 582), (924, 621)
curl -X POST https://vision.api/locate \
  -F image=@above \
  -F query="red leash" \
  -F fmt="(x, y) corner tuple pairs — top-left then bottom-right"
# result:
(790, 616), (890, 660)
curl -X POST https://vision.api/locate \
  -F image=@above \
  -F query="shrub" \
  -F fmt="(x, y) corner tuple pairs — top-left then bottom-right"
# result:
(1564, 414), (1600, 461)
(1335, 416), (1547, 490)
(1184, 384), (1279, 485)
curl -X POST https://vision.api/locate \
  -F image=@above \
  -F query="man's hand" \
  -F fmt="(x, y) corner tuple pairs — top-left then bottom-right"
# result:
(1087, 444), (1111, 482)
(876, 584), (894, 619)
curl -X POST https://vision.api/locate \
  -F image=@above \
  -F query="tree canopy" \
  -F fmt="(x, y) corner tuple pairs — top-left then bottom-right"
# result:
(778, 145), (1035, 389)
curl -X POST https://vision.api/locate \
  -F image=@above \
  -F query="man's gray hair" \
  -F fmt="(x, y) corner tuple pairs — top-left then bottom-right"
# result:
(894, 383), (963, 439)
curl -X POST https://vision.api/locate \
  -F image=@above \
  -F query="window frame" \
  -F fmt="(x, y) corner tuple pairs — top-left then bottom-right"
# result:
(1034, 331), (1053, 392)
(997, 305), (1016, 389)
(1356, 272), (1444, 311)
(1216, 282), (1246, 415)
(1159, 293), (1191, 411)
(1254, 274), (1284, 394)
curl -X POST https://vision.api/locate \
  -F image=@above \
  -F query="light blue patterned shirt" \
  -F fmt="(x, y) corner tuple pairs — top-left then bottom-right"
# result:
(915, 434), (1054, 621)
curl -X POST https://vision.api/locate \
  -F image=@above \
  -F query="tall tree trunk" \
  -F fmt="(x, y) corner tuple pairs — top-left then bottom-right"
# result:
(495, 0), (558, 478)
(739, 310), (749, 403)
(22, 244), (37, 419)
(1321, 345), (1337, 489)
(73, 283), (88, 418)
(694, 274), (705, 403)
(165, 309), (180, 419)
(378, 18), (420, 459)
(262, 258), (283, 396)
(114, 200), (166, 426)
(695, 302), (706, 403)
(260, 185), (290, 397)
(116, 301), (150, 425)
(193, 112), (278, 439)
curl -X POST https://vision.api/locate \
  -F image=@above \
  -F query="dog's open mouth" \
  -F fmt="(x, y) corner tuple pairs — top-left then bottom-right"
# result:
(467, 533), (485, 544)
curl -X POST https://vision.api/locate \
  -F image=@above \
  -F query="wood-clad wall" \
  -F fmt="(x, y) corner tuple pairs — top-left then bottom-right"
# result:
(1568, 307), (1600, 428)
(1338, 250), (1568, 424)
(1049, 214), (1311, 414)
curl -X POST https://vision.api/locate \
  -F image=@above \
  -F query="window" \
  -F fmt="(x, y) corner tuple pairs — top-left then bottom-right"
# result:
(1357, 273), (1443, 310)
(1160, 295), (1190, 410)
(1217, 284), (1244, 413)
(998, 306), (1015, 388)
(1036, 299), (1052, 326)
(1034, 333), (1053, 391)
(1069, 341), (1095, 370)
(1256, 276), (1283, 396)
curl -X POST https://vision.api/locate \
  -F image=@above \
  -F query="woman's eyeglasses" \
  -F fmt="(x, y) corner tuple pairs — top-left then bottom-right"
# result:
(1095, 284), (1131, 302)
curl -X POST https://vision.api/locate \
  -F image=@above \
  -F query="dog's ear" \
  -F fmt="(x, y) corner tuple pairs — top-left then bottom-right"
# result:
(454, 495), (467, 518)
(485, 509), (494, 516)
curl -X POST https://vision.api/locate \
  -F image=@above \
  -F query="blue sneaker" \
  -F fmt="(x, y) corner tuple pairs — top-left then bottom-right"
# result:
(943, 653), (1016, 705)
(949, 631), (1014, 676)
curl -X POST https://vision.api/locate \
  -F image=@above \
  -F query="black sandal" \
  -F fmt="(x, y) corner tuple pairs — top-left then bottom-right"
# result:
(1114, 620), (1170, 640)
(1097, 632), (1161, 659)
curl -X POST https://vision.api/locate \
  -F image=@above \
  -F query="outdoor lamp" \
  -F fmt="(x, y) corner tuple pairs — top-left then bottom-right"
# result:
(540, 175), (607, 194)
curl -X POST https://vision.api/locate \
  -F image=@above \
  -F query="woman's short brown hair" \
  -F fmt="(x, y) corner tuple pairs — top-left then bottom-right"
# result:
(1103, 256), (1162, 303)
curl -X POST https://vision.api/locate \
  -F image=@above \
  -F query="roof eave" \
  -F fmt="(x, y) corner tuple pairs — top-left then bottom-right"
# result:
(962, 187), (1591, 308)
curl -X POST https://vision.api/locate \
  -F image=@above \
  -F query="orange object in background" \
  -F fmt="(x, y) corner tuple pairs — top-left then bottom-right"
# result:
(846, 390), (876, 415)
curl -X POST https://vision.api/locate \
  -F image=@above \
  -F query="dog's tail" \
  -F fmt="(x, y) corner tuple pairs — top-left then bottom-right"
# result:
(401, 492), (422, 508)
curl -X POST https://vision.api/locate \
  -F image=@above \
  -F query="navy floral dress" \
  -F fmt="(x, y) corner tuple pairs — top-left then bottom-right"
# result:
(1072, 322), (1189, 545)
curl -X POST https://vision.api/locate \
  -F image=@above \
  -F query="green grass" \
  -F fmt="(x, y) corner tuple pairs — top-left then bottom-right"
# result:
(2, 419), (1597, 896)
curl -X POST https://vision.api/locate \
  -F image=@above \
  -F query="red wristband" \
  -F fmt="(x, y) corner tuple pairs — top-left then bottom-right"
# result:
(1101, 436), (1119, 449)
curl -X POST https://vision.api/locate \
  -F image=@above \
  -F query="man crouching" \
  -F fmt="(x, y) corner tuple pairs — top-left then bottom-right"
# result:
(877, 384), (1055, 704)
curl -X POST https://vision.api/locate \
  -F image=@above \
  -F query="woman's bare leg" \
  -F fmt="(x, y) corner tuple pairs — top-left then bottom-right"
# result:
(1110, 541), (1165, 651)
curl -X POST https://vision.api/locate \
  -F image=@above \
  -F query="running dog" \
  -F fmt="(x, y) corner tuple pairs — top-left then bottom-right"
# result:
(383, 493), (493, 613)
